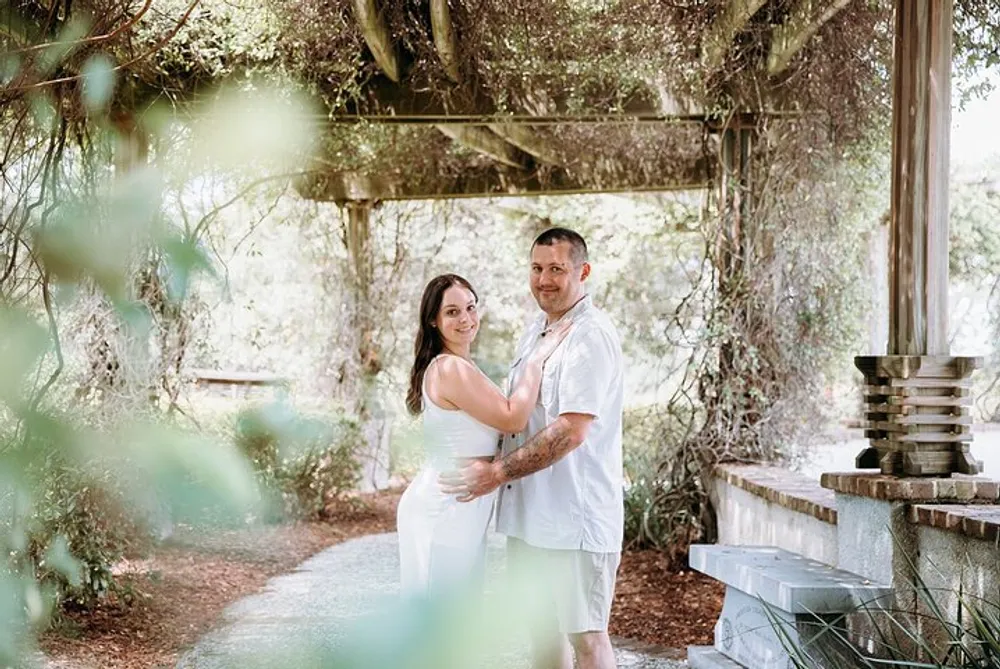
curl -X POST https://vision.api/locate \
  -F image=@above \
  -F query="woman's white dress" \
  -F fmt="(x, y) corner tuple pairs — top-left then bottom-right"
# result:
(397, 358), (501, 596)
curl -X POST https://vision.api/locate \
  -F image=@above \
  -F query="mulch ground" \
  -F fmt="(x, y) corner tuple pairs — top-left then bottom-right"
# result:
(610, 550), (725, 648)
(41, 490), (723, 668)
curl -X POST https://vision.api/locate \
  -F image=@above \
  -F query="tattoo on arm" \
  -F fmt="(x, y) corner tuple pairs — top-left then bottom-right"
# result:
(501, 420), (578, 482)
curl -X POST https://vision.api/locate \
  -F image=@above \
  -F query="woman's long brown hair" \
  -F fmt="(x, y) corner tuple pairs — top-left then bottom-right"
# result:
(406, 274), (478, 415)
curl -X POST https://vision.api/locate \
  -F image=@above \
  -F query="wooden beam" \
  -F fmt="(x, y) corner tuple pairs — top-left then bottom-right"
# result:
(888, 0), (952, 356)
(434, 124), (529, 168)
(429, 0), (460, 83)
(336, 68), (715, 121)
(487, 124), (563, 165)
(702, 0), (767, 71)
(767, 0), (852, 76)
(330, 113), (710, 125)
(351, 0), (400, 82)
(296, 159), (710, 202)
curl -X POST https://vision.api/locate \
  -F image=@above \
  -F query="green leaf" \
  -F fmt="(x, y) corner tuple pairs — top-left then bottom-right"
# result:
(77, 422), (262, 528)
(0, 572), (32, 667)
(162, 234), (216, 302)
(36, 17), (89, 74)
(1, 53), (21, 85)
(42, 535), (83, 588)
(0, 309), (50, 407)
(35, 167), (164, 302)
(81, 53), (116, 111)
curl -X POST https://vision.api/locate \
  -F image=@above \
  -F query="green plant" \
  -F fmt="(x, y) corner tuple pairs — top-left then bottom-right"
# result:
(28, 471), (144, 608)
(771, 545), (1000, 668)
(234, 404), (361, 522)
(622, 405), (706, 563)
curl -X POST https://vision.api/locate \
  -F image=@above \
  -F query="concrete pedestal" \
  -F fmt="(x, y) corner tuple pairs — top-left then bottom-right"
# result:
(687, 545), (892, 669)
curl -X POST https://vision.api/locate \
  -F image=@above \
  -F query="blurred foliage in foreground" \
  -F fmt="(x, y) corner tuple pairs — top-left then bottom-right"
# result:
(0, 12), (346, 663)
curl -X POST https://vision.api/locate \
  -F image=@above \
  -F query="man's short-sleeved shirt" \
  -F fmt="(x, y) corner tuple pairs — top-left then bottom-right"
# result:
(495, 295), (624, 553)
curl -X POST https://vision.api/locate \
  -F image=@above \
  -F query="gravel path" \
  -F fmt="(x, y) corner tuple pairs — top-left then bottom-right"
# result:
(176, 532), (689, 668)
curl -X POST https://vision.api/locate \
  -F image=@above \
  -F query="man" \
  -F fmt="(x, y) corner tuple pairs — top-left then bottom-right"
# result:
(440, 227), (624, 669)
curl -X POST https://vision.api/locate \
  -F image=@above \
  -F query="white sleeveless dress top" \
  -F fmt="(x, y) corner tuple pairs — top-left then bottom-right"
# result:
(421, 375), (500, 463)
(396, 355), (500, 596)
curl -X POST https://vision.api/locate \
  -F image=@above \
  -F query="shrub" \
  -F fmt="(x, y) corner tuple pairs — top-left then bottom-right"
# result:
(30, 480), (143, 608)
(7, 450), (148, 612)
(234, 404), (361, 522)
(622, 405), (708, 563)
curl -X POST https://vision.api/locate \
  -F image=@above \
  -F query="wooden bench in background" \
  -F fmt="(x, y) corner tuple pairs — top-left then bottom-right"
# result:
(187, 369), (289, 399)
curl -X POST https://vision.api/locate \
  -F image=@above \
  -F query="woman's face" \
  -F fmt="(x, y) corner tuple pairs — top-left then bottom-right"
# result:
(434, 284), (479, 348)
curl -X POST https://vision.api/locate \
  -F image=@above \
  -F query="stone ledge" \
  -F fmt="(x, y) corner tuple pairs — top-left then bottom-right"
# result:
(821, 472), (1000, 502)
(909, 504), (1000, 542)
(714, 464), (837, 524)
(690, 545), (892, 614)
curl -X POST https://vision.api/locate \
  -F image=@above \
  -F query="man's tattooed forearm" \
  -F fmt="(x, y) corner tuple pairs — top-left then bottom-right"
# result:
(501, 421), (576, 481)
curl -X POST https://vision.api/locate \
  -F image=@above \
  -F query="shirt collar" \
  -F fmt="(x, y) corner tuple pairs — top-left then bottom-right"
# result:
(533, 294), (593, 330)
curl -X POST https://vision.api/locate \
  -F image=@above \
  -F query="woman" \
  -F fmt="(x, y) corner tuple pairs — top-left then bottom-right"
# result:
(397, 273), (570, 596)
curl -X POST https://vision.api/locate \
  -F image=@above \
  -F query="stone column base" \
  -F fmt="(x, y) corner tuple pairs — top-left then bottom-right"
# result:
(855, 355), (982, 476)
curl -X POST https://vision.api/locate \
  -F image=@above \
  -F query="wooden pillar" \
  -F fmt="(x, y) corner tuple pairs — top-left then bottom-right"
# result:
(888, 0), (951, 357)
(854, 0), (982, 477)
(718, 117), (755, 299)
(715, 116), (756, 429)
(343, 200), (391, 491)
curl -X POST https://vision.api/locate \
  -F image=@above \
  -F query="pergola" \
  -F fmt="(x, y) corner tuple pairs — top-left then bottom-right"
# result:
(296, 0), (979, 479)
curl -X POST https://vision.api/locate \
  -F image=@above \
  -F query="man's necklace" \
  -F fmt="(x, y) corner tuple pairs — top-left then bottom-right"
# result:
(540, 295), (587, 337)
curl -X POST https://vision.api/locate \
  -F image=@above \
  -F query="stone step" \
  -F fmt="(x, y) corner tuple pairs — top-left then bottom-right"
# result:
(689, 545), (891, 614)
(687, 646), (744, 669)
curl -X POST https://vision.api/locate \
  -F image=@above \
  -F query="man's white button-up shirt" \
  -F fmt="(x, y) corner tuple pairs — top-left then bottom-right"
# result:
(495, 295), (624, 553)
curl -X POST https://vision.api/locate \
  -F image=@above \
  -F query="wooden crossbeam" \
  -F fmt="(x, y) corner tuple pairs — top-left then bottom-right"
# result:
(336, 66), (722, 122)
(702, 0), (768, 71)
(435, 124), (530, 168)
(296, 159), (709, 202)
(329, 113), (710, 125)
(430, 0), (461, 83)
(487, 124), (563, 165)
(768, 0), (853, 75)
(426, 3), (559, 167)
(351, 0), (400, 82)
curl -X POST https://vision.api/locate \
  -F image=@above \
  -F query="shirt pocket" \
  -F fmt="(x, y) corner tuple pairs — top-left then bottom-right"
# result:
(540, 360), (559, 409)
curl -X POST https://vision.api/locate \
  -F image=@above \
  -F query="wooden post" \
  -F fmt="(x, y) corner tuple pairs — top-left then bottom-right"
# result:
(715, 117), (755, 431)
(888, 0), (951, 357)
(854, 0), (982, 476)
(718, 118), (754, 298)
(343, 200), (391, 491)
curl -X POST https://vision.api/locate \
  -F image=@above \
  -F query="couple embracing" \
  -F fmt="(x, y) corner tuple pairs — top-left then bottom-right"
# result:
(397, 227), (624, 669)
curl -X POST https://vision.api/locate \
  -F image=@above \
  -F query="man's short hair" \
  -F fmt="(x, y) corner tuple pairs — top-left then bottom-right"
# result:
(532, 227), (588, 265)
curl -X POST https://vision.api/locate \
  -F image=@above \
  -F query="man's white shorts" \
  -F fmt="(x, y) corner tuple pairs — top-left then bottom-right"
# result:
(507, 536), (621, 634)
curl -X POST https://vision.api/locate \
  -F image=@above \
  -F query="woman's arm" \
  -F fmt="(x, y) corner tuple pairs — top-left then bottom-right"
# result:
(428, 355), (543, 433)
(428, 320), (572, 433)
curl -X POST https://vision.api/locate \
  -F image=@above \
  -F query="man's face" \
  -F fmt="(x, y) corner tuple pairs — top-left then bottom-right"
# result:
(529, 241), (589, 317)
